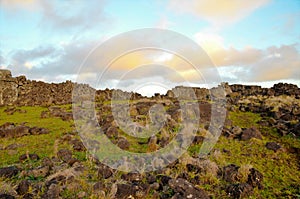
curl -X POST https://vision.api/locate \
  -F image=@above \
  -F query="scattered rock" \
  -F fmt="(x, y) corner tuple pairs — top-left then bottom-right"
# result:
(57, 149), (72, 163)
(121, 172), (143, 182)
(27, 166), (49, 178)
(223, 126), (242, 139)
(240, 127), (262, 141)
(265, 142), (281, 152)
(98, 165), (113, 179)
(16, 180), (30, 195)
(114, 184), (136, 199)
(192, 135), (204, 144)
(293, 122), (300, 137)
(117, 137), (130, 150)
(0, 194), (15, 199)
(157, 175), (172, 186)
(93, 181), (105, 192)
(29, 127), (49, 135)
(247, 168), (263, 189)
(0, 123), (49, 138)
(226, 183), (253, 199)
(19, 154), (40, 162)
(105, 126), (119, 138)
(149, 182), (160, 191)
(4, 107), (25, 115)
(77, 191), (87, 198)
(16, 125), (31, 137)
(0, 166), (19, 178)
(40, 111), (49, 118)
(43, 184), (60, 199)
(42, 157), (54, 168)
(70, 139), (86, 151)
(147, 135), (158, 152)
(168, 178), (209, 199)
(22, 193), (33, 199)
(223, 164), (239, 183)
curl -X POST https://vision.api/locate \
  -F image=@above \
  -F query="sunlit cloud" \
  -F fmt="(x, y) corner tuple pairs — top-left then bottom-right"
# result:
(24, 62), (33, 69)
(169, 0), (270, 26)
(0, 0), (39, 11)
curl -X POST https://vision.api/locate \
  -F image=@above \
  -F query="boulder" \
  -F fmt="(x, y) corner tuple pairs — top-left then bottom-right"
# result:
(168, 178), (209, 199)
(117, 137), (130, 150)
(226, 183), (253, 199)
(247, 168), (263, 189)
(19, 153), (40, 162)
(70, 139), (86, 151)
(223, 164), (240, 183)
(26, 166), (49, 178)
(114, 184), (136, 199)
(57, 149), (73, 163)
(97, 165), (113, 179)
(0, 166), (19, 178)
(240, 127), (262, 141)
(265, 142), (281, 152)
(121, 172), (143, 182)
(0, 194), (15, 199)
(16, 180), (30, 195)
(293, 122), (300, 137)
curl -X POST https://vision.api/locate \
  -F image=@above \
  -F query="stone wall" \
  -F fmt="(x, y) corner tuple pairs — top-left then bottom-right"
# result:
(1, 69), (299, 106)
(0, 70), (18, 105)
(0, 70), (143, 106)
(0, 70), (77, 106)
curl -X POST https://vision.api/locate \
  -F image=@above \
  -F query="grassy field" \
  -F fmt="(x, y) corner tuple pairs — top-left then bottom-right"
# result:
(0, 105), (299, 198)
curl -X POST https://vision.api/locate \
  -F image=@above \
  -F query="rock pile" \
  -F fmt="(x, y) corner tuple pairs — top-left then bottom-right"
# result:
(0, 122), (49, 138)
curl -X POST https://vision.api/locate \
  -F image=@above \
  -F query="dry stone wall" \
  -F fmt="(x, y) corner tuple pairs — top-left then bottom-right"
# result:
(1, 69), (299, 106)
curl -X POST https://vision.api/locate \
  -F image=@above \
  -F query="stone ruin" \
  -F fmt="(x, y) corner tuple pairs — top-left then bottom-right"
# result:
(0, 69), (299, 106)
(0, 70), (18, 105)
(0, 70), (143, 106)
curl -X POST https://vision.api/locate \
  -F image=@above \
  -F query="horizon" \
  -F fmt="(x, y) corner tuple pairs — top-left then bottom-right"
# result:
(0, 0), (299, 96)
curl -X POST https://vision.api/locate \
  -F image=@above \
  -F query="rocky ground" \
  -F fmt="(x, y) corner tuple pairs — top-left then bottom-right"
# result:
(0, 71), (299, 198)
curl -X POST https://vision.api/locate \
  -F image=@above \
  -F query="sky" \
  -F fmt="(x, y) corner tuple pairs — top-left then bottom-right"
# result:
(0, 0), (300, 96)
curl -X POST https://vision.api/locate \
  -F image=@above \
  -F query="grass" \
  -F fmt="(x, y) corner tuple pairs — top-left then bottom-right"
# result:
(228, 111), (261, 128)
(0, 106), (74, 167)
(208, 111), (300, 198)
(0, 105), (299, 198)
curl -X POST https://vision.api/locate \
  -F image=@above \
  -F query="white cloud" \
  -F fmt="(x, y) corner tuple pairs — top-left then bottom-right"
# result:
(169, 0), (270, 27)
(156, 16), (174, 29)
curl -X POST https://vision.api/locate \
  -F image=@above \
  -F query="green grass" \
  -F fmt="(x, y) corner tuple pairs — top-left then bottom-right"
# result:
(228, 111), (261, 128)
(209, 111), (300, 198)
(0, 105), (299, 198)
(0, 106), (74, 167)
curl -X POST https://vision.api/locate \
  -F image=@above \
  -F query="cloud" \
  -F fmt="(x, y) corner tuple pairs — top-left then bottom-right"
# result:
(251, 44), (300, 82)
(10, 45), (57, 65)
(1, 0), (108, 33)
(156, 16), (174, 29)
(211, 44), (300, 83)
(6, 30), (299, 89)
(39, 0), (108, 31)
(0, 0), (39, 11)
(169, 0), (270, 26)
(7, 39), (97, 81)
(194, 31), (225, 53)
(0, 51), (5, 66)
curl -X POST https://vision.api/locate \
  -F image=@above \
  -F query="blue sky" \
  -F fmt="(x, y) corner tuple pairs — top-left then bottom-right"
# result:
(0, 0), (299, 95)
